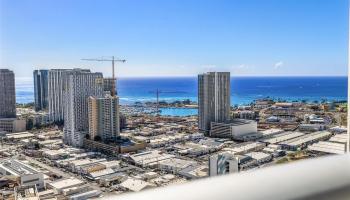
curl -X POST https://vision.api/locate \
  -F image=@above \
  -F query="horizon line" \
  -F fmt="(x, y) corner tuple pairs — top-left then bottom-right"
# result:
(14, 74), (348, 79)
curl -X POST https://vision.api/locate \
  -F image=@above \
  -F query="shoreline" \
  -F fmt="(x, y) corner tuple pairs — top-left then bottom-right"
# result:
(16, 98), (348, 107)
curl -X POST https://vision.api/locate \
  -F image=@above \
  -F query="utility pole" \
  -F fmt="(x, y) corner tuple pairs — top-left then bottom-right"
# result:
(156, 89), (159, 114)
(148, 89), (184, 115)
(81, 56), (126, 96)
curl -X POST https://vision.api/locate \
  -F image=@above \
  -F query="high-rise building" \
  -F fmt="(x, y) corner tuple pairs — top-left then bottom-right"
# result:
(103, 78), (116, 95)
(48, 69), (68, 123)
(47, 69), (91, 123)
(209, 153), (239, 176)
(33, 70), (49, 111)
(198, 72), (230, 134)
(88, 95), (120, 142)
(119, 113), (127, 131)
(0, 69), (16, 118)
(63, 69), (104, 147)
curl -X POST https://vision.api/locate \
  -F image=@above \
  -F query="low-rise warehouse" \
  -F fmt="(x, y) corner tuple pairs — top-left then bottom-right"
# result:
(260, 131), (305, 144)
(68, 158), (107, 172)
(129, 150), (175, 167)
(119, 178), (155, 192)
(259, 129), (284, 138)
(158, 158), (197, 173)
(68, 189), (102, 200)
(308, 141), (346, 154)
(328, 134), (348, 144)
(299, 124), (325, 132)
(5, 132), (35, 141)
(46, 177), (84, 194)
(0, 159), (44, 189)
(178, 165), (208, 179)
(279, 131), (332, 150)
(174, 141), (220, 156)
(245, 152), (272, 164)
(223, 142), (266, 155)
(329, 126), (347, 134)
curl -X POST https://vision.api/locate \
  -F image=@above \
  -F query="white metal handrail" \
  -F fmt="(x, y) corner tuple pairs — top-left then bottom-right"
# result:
(103, 154), (350, 200)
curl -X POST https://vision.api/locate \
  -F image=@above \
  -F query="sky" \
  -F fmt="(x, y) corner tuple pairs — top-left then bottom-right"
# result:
(0, 0), (348, 77)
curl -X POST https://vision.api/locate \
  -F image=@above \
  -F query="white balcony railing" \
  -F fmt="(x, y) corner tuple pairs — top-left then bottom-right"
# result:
(103, 154), (350, 200)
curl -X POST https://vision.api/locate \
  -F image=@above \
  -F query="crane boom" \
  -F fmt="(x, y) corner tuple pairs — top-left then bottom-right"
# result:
(81, 56), (126, 96)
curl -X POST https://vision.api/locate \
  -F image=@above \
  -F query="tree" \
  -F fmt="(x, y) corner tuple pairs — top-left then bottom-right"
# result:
(183, 99), (191, 104)
(34, 123), (41, 129)
(26, 118), (34, 130)
(34, 143), (40, 149)
(94, 135), (102, 142)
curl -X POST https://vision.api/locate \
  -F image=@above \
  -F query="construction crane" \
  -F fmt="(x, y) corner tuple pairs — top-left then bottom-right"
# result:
(148, 89), (186, 115)
(81, 56), (126, 96)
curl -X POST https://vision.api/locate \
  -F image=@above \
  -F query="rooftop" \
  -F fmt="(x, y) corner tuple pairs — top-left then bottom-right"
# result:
(280, 131), (332, 147)
(130, 150), (175, 166)
(6, 132), (35, 139)
(47, 177), (84, 190)
(0, 159), (41, 176)
(259, 129), (284, 137)
(212, 119), (256, 126)
(158, 158), (197, 169)
(308, 141), (346, 154)
(120, 178), (155, 192)
(329, 134), (349, 144)
(245, 152), (271, 161)
(261, 132), (305, 144)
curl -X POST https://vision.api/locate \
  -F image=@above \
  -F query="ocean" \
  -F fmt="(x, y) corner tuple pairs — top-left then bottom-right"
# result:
(117, 76), (347, 105)
(16, 76), (347, 107)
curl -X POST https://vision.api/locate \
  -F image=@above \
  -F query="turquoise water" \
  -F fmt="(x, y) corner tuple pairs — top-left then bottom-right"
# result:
(159, 108), (198, 116)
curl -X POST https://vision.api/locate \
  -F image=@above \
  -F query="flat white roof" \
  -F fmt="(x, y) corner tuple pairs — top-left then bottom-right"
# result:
(89, 168), (115, 178)
(44, 149), (67, 156)
(308, 141), (345, 154)
(0, 159), (41, 176)
(47, 177), (84, 189)
(38, 139), (62, 145)
(130, 151), (175, 166)
(245, 152), (271, 161)
(68, 189), (101, 199)
(262, 132), (305, 144)
(226, 142), (265, 154)
(329, 134), (348, 144)
(281, 131), (332, 146)
(120, 178), (154, 192)
(159, 158), (196, 169)
(6, 132), (34, 139)
(69, 158), (106, 167)
(260, 129), (284, 137)
(100, 161), (120, 168)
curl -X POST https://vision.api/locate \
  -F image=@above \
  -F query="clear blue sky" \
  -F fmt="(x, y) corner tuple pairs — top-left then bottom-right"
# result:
(0, 0), (348, 77)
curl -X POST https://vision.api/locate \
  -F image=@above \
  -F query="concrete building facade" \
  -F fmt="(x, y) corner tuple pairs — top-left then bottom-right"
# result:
(0, 159), (44, 189)
(88, 95), (120, 142)
(103, 78), (116, 95)
(0, 118), (26, 133)
(198, 72), (230, 134)
(0, 69), (16, 118)
(48, 69), (71, 122)
(209, 153), (238, 176)
(210, 119), (258, 139)
(33, 70), (49, 111)
(63, 69), (104, 147)
(48, 69), (91, 122)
